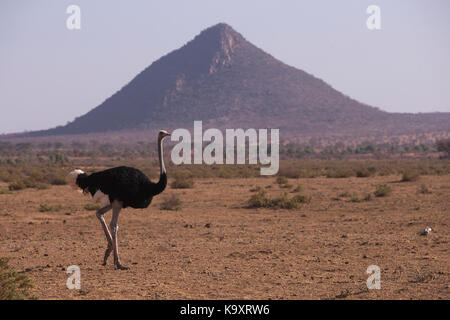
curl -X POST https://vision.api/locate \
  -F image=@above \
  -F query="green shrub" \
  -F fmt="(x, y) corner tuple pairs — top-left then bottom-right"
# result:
(374, 184), (392, 197)
(0, 257), (36, 300)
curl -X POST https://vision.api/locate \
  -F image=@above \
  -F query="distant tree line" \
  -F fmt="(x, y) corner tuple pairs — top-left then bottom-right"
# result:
(0, 139), (449, 161)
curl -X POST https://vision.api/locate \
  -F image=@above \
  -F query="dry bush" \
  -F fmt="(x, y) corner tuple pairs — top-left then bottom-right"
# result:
(50, 176), (67, 185)
(8, 181), (26, 191)
(275, 176), (289, 185)
(401, 170), (420, 182)
(436, 138), (450, 158)
(326, 169), (354, 178)
(34, 182), (50, 190)
(160, 194), (182, 211)
(249, 186), (262, 192)
(374, 184), (392, 197)
(247, 191), (310, 209)
(356, 169), (373, 178)
(277, 166), (300, 179)
(170, 171), (194, 189)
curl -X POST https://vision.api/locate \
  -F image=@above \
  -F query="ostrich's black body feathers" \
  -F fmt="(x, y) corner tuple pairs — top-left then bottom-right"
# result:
(76, 166), (166, 208)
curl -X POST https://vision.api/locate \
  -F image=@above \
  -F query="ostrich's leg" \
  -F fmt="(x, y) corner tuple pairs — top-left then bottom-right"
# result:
(95, 204), (113, 265)
(110, 201), (128, 270)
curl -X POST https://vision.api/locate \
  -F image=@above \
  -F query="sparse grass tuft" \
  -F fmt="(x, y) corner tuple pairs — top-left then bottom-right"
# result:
(39, 203), (62, 212)
(409, 271), (436, 283)
(0, 188), (12, 195)
(249, 186), (262, 192)
(338, 191), (351, 198)
(0, 257), (37, 300)
(418, 184), (432, 194)
(84, 203), (102, 211)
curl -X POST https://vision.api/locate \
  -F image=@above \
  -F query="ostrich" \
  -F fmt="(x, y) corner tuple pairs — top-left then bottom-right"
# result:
(66, 130), (171, 270)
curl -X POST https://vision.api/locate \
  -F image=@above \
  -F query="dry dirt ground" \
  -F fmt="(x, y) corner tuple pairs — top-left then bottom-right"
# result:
(0, 175), (449, 300)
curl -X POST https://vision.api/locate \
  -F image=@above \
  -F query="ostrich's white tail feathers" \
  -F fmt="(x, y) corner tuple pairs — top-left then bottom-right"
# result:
(66, 169), (85, 190)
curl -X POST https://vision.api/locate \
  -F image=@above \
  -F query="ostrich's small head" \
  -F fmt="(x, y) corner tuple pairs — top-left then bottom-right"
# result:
(158, 130), (171, 140)
(66, 169), (84, 190)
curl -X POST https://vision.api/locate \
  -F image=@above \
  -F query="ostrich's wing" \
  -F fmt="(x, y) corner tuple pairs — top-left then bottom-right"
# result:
(86, 166), (153, 205)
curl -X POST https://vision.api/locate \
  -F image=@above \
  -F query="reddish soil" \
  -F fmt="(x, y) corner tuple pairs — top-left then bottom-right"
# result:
(0, 175), (449, 299)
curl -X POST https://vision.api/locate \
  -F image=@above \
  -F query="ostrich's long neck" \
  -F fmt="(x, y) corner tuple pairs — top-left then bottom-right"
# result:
(153, 137), (167, 196)
(158, 137), (166, 176)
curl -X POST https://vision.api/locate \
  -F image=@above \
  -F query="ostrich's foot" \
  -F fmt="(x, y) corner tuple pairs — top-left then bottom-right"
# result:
(114, 262), (129, 270)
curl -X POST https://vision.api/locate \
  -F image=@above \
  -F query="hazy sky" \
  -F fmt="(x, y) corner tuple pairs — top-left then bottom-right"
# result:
(1, 0), (449, 134)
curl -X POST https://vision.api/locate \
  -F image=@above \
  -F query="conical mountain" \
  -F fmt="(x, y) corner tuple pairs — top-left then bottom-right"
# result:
(33, 23), (449, 139)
